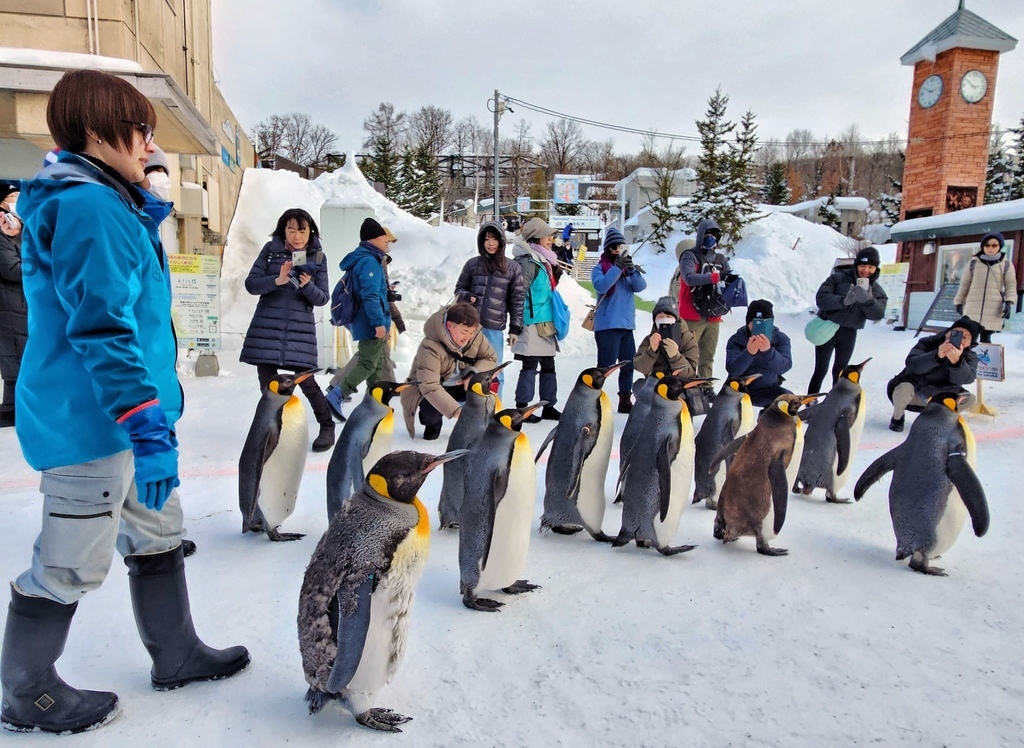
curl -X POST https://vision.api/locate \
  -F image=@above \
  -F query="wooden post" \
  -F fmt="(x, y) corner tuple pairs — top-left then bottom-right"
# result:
(969, 378), (997, 417)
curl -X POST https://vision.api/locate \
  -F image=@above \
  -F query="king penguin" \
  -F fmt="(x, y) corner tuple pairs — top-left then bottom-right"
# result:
(614, 371), (671, 504)
(239, 370), (318, 541)
(326, 380), (417, 522)
(438, 362), (512, 530)
(854, 392), (989, 576)
(459, 403), (546, 611)
(692, 374), (760, 510)
(613, 375), (702, 556)
(298, 449), (469, 731)
(794, 359), (871, 503)
(537, 364), (622, 541)
(711, 394), (819, 556)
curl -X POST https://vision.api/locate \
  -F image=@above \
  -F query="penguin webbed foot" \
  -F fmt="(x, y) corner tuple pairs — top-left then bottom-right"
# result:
(657, 544), (697, 556)
(588, 529), (615, 544)
(502, 580), (541, 594)
(756, 542), (789, 557)
(908, 557), (947, 577)
(267, 528), (305, 542)
(825, 493), (852, 504)
(305, 688), (334, 715)
(549, 524), (584, 536)
(713, 518), (725, 541)
(462, 594), (504, 612)
(355, 708), (413, 732)
(704, 498), (717, 510)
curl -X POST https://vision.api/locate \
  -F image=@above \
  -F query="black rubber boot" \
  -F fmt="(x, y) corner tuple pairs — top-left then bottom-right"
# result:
(1, 588), (119, 734)
(617, 392), (633, 414)
(125, 547), (250, 691)
(311, 421), (336, 453)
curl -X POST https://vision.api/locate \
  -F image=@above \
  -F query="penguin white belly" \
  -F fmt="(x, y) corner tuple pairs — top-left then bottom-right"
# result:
(477, 435), (535, 592)
(654, 413), (695, 548)
(347, 515), (429, 699)
(577, 393), (613, 533)
(785, 421), (805, 495)
(761, 498), (776, 540)
(362, 411), (394, 475)
(258, 399), (308, 529)
(738, 396), (754, 437)
(834, 396), (867, 491)
(929, 490), (968, 559)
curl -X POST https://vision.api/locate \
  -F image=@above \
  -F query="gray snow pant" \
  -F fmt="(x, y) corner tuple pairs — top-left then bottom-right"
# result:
(14, 450), (185, 605)
(891, 382), (975, 419)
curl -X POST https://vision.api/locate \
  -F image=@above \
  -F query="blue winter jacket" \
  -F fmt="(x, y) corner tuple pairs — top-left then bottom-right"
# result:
(16, 151), (181, 471)
(725, 325), (793, 395)
(239, 236), (329, 370)
(591, 259), (647, 331)
(338, 241), (390, 341)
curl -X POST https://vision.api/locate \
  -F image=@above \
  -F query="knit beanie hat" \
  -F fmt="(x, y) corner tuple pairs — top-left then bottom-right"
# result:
(652, 296), (679, 321)
(980, 232), (1005, 250)
(604, 228), (626, 250)
(360, 217), (387, 242)
(854, 246), (881, 268)
(144, 145), (170, 174)
(522, 217), (556, 243)
(0, 182), (18, 203)
(746, 299), (774, 324)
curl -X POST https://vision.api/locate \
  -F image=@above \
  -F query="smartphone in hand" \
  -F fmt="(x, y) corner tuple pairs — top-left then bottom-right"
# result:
(751, 318), (774, 340)
(949, 329), (964, 348)
(856, 277), (869, 290)
(291, 250), (307, 267)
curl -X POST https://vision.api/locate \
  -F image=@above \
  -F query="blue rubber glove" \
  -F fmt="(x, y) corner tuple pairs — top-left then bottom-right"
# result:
(117, 402), (180, 511)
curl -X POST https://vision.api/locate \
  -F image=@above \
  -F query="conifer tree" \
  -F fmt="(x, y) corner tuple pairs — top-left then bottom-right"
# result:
(985, 131), (1015, 205)
(879, 177), (902, 226)
(760, 162), (791, 205)
(1008, 114), (1024, 201)
(362, 133), (401, 198)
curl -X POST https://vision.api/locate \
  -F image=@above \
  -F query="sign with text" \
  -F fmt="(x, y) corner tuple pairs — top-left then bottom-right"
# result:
(877, 262), (909, 326)
(974, 343), (1004, 382)
(168, 254), (221, 350)
(548, 214), (601, 231)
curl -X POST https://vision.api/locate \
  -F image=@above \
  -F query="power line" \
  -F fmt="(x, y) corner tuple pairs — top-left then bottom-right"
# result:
(503, 93), (1004, 149)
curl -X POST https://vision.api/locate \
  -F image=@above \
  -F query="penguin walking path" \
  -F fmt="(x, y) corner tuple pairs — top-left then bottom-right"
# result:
(0, 329), (1022, 745)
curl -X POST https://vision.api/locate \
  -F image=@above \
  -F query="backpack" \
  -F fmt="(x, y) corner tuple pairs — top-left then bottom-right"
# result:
(690, 262), (730, 318)
(330, 270), (358, 327)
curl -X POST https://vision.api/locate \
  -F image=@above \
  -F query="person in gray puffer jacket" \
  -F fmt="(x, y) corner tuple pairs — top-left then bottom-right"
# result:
(453, 221), (525, 395)
(240, 208), (335, 452)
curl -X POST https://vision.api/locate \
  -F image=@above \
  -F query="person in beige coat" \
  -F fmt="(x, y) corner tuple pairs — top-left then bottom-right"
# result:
(400, 302), (497, 440)
(954, 232), (1017, 343)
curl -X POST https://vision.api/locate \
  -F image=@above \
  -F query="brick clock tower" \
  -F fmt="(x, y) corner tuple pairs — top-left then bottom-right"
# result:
(900, 1), (1017, 221)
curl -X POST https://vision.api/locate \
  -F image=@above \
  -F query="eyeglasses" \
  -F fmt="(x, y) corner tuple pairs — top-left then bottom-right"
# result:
(121, 120), (154, 145)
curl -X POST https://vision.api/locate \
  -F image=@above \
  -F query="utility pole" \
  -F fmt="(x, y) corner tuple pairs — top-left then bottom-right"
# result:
(493, 89), (501, 225)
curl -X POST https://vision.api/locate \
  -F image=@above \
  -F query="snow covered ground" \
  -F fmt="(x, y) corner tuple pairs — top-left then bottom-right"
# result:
(1, 167), (1022, 746)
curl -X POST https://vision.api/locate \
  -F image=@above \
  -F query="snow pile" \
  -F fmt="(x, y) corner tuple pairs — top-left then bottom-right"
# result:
(220, 161), (599, 357)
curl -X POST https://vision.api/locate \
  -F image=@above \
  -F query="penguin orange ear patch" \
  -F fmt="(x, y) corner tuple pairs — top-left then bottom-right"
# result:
(582, 374), (594, 388)
(848, 372), (860, 384)
(372, 386), (384, 402)
(368, 474), (391, 498)
(657, 383), (669, 399)
(472, 383), (485, 396)
(500, 415), (513, 430)
(269, 381), (279, 394)
(730, 381), (740, 392)
(942, 397), (958, 411)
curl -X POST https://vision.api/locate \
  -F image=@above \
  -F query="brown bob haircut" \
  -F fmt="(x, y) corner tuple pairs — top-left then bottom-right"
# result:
(46, 69), (156, 154)
(446, 302), (480, 328)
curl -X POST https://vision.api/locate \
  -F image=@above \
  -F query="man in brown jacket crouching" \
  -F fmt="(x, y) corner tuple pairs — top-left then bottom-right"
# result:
(401, 302), (498, 440)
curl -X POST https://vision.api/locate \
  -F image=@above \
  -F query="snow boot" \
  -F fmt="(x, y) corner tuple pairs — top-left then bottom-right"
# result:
(889, 415), (905, 433)
(423, 423), (442, 441)
(540, 405), (561, 421)
(311, 422), (336, 453)
(1, 588), (119, 734)
(518, 402), (542, 424)
(617, 392), (633, 414)
(325, 386), (346, 422)
(125, 547), (250, 691)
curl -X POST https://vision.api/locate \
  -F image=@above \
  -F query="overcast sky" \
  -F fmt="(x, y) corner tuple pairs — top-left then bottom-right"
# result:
(211, 0), (1024, 157)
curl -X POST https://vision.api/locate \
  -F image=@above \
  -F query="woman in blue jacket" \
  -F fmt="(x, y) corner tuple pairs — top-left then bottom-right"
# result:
(590, 228), (647, 413)
(1, 70), (248, 735)
(240, 208), (333, 452)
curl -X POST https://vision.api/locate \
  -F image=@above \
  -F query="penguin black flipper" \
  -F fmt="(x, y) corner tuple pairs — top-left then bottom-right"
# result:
(657, 435), (680, 523)
(709, 435), (747, 475)
(834, 412), (852, 476)
(239, 427), (280, 527)
(853, 447), (903, 500)
(326, 575), (373, 693)
(770, 455), (790, 534)
(566, 423), (598, 500)
(945, 453), (990, 537)
(534, 426), (558, 462)
(481, 466), (508, 569)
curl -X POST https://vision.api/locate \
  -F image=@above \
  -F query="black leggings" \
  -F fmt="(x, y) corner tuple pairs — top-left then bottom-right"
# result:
(807, 326), (858, 394)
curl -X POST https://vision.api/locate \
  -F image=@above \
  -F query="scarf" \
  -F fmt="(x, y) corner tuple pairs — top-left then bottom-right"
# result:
(598, 250), (619, 298)
(530, 242), (558, 288)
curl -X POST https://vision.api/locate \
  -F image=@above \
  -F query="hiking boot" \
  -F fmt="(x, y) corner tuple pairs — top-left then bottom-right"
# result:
(617, 393), (633, 414)
(325, 387), (346, 422)
(312, 422), (336, 452)
(1, 589), (119, 734)
(125, 547), (250, 691)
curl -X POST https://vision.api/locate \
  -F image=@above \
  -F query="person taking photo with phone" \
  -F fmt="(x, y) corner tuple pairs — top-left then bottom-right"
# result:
(885, 316), (981, 432)
(633, 296), (699, 379)
(725, 299), (793, 408)
(807, 247), (887, 394)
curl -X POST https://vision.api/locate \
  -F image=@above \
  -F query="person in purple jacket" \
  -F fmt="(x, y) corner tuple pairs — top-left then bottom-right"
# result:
(725, 299), (793, 408)
(590, 228), (647, 413)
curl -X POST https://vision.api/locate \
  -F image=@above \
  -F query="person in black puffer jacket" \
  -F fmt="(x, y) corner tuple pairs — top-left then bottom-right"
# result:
(0, 205), (27, 427)
(453, 220), (525, 396)
(240, 208), (335, 452)
(807, 246), (887, 394)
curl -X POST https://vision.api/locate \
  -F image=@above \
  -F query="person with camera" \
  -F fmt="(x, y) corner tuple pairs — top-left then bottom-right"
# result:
(885, 316), (980, 432)
(724, 299), (793, 408)
(807, 247), (887, 395)
(240, 208), (335, 452)
(633, 296), (698, 379)
(0, 184), (26, 429)
(677, 218), (733, 398)
(591, 228), (647, 413)
(953, 232), (1017, 344)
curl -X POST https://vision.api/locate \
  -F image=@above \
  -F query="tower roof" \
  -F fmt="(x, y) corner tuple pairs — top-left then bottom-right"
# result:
(901, 3), (1017, 66)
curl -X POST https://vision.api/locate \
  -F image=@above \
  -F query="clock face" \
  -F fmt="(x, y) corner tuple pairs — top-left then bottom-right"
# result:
(917, 74), (943, 109)
(960, 70), (988, 103)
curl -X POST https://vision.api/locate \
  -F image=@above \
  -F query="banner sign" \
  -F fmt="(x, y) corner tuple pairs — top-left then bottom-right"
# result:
(168, 254), (221, 350)
(877, 262), (909, 326)
(975, 343), (1004, 382)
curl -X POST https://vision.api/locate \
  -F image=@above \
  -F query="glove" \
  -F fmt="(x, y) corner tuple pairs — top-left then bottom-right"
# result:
(1004, 301), (1013, 320)
(955, 304), (963, 315)
(852, 284), (873, 303)
(117, 402), (180, 511)
(843, 287), (858, 306)
(387, 289), (402, 302)
(709, 270), (721, 284)
(662, 338), (679, 357)
(507, 333), (518, 348)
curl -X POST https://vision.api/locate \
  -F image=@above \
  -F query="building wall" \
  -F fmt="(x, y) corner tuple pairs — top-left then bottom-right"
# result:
(901, 48), (999, 220)
(0, 0), (252, 254)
